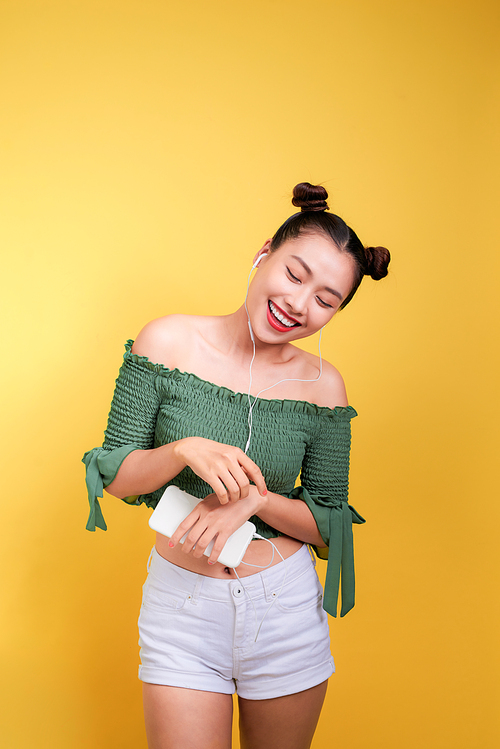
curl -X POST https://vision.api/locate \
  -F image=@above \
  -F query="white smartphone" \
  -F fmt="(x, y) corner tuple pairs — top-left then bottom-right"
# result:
(148, 485), (256, 568)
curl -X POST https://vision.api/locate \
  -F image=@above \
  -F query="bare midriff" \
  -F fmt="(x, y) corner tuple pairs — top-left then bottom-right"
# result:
(155, 533), (303, 578)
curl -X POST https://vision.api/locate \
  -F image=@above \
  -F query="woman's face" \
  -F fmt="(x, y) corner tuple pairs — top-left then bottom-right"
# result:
(246, 232), (356, 345)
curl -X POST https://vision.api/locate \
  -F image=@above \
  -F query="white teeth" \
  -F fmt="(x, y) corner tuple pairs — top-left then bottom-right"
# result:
(269, 301), (296, 327)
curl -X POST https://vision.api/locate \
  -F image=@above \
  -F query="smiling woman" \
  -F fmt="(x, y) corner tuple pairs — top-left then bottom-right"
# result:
(83, 182), (390, 749)
(246, 232), (357, 349)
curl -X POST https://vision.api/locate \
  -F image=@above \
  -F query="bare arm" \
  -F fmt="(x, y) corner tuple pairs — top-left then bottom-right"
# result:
(106, 436), (267, 504)
(254, 487), (325, 547)
(105, 441), (187, 499)
(104, 318), (267, 503)
(170, 485), (325, 565)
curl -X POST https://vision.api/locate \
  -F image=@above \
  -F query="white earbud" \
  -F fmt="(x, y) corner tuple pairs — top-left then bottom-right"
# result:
(252, 253), (267, 270)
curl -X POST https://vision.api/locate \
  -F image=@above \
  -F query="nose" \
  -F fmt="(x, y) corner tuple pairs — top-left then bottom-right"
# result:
(284, 288), (308, 317)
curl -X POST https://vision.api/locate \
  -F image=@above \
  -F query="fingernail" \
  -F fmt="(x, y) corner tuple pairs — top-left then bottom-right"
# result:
(208, 560), (215, 565)
(168, 541), (174, 548)
(262, 489), (267, 495)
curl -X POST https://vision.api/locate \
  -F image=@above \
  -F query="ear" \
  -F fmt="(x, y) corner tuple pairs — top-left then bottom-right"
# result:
(252, 239), (272, 266)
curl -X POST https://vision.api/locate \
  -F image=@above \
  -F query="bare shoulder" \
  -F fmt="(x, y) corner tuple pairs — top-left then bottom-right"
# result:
(298, 350), (349, 409)
(132, 315), (198, 367)
(316, 359), (349, 408)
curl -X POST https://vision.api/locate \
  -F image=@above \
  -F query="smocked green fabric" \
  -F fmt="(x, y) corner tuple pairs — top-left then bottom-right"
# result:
(82, 340), (364, 617)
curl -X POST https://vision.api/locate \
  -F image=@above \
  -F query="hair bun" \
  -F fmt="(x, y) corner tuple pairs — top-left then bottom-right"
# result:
(364, 246), (391, 280)
(292, 182), (329, 212)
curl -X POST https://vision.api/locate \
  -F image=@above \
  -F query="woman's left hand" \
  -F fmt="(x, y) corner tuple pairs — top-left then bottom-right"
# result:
(168, 489), (267, 565)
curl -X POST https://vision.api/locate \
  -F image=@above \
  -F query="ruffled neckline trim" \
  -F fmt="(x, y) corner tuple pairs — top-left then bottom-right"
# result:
(123, 340), (357, 419)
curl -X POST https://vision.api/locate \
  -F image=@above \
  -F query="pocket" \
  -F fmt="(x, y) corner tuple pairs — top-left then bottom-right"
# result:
(141, 576), (189, 613)
(274, 570), (323, 614)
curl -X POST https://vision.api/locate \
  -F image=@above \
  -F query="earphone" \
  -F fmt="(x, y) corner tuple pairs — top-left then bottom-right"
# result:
(248, 253), (267, 342)
(235, 535), (287, 641)
(251, 252), (267, 269)
(243, 259), (324, 454)
(211, 256), (325, 639)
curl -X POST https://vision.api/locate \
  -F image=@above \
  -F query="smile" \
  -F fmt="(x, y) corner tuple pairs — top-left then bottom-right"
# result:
(267, 301), (301, 331)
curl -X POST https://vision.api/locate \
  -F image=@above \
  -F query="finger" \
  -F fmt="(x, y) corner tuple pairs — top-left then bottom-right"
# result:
(169, 509), (200, 547)
(181, 523), (207, 555)
(190, 528), (216, 559)
(239, 457), (267, 497)
(207, 532), (228, 566)
(227, 465), (250, 499)
(208, 476), (229, 505)
(220, 471), (242, 503)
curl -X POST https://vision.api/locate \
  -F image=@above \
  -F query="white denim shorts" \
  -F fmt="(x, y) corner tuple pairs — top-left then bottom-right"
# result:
(138, 544), (334, 700)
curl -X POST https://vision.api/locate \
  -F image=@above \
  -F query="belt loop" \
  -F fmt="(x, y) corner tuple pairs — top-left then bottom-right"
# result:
(190, 574), (204, 605)
(260, 571), (274, 602)
(146, 547), (154, 572)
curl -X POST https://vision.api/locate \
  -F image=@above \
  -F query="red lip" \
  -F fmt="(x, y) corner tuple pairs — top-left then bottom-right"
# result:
(267, 301), (301, 332)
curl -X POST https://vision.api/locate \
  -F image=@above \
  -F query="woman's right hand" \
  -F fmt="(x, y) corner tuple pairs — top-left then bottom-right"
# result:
(173, 437), (267, 504)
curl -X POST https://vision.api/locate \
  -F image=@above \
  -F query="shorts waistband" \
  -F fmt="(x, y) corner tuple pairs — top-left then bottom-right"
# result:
(148, 543), (315, 604)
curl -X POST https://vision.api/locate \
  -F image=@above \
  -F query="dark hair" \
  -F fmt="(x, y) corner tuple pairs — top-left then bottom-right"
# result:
(270, 182), (390, 308)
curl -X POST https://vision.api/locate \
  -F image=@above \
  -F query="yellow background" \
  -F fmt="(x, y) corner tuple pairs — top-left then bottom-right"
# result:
(1, 1), (498, 747)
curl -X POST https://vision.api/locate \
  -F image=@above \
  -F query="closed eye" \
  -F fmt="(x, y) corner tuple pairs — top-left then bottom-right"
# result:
(316, 297), (333, 309)
(287, 266), (334, 307)
(286, 266), (301, 282)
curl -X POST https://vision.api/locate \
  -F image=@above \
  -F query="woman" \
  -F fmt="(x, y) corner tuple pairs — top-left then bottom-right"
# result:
(83, 182), (390, 749)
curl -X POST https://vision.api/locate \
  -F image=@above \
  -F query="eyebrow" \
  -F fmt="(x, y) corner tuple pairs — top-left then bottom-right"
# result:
(290, 255), (343, 301)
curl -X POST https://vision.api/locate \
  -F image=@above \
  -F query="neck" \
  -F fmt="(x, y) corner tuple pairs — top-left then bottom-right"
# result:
(222, 305), (292, 366)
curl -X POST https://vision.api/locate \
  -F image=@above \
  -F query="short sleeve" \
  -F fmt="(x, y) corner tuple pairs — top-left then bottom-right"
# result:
(289, 406), (364, 617)
(82, 342), (161, 531)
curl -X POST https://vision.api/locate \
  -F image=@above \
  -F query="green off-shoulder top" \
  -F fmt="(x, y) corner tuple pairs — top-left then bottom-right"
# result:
(82, 340), (364, 617)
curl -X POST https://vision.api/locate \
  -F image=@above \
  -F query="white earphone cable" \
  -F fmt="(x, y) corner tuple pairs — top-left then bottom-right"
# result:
(235, 259), (322, 639)
(243, 262), (323, 454)
(233, 534), (287, 642)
